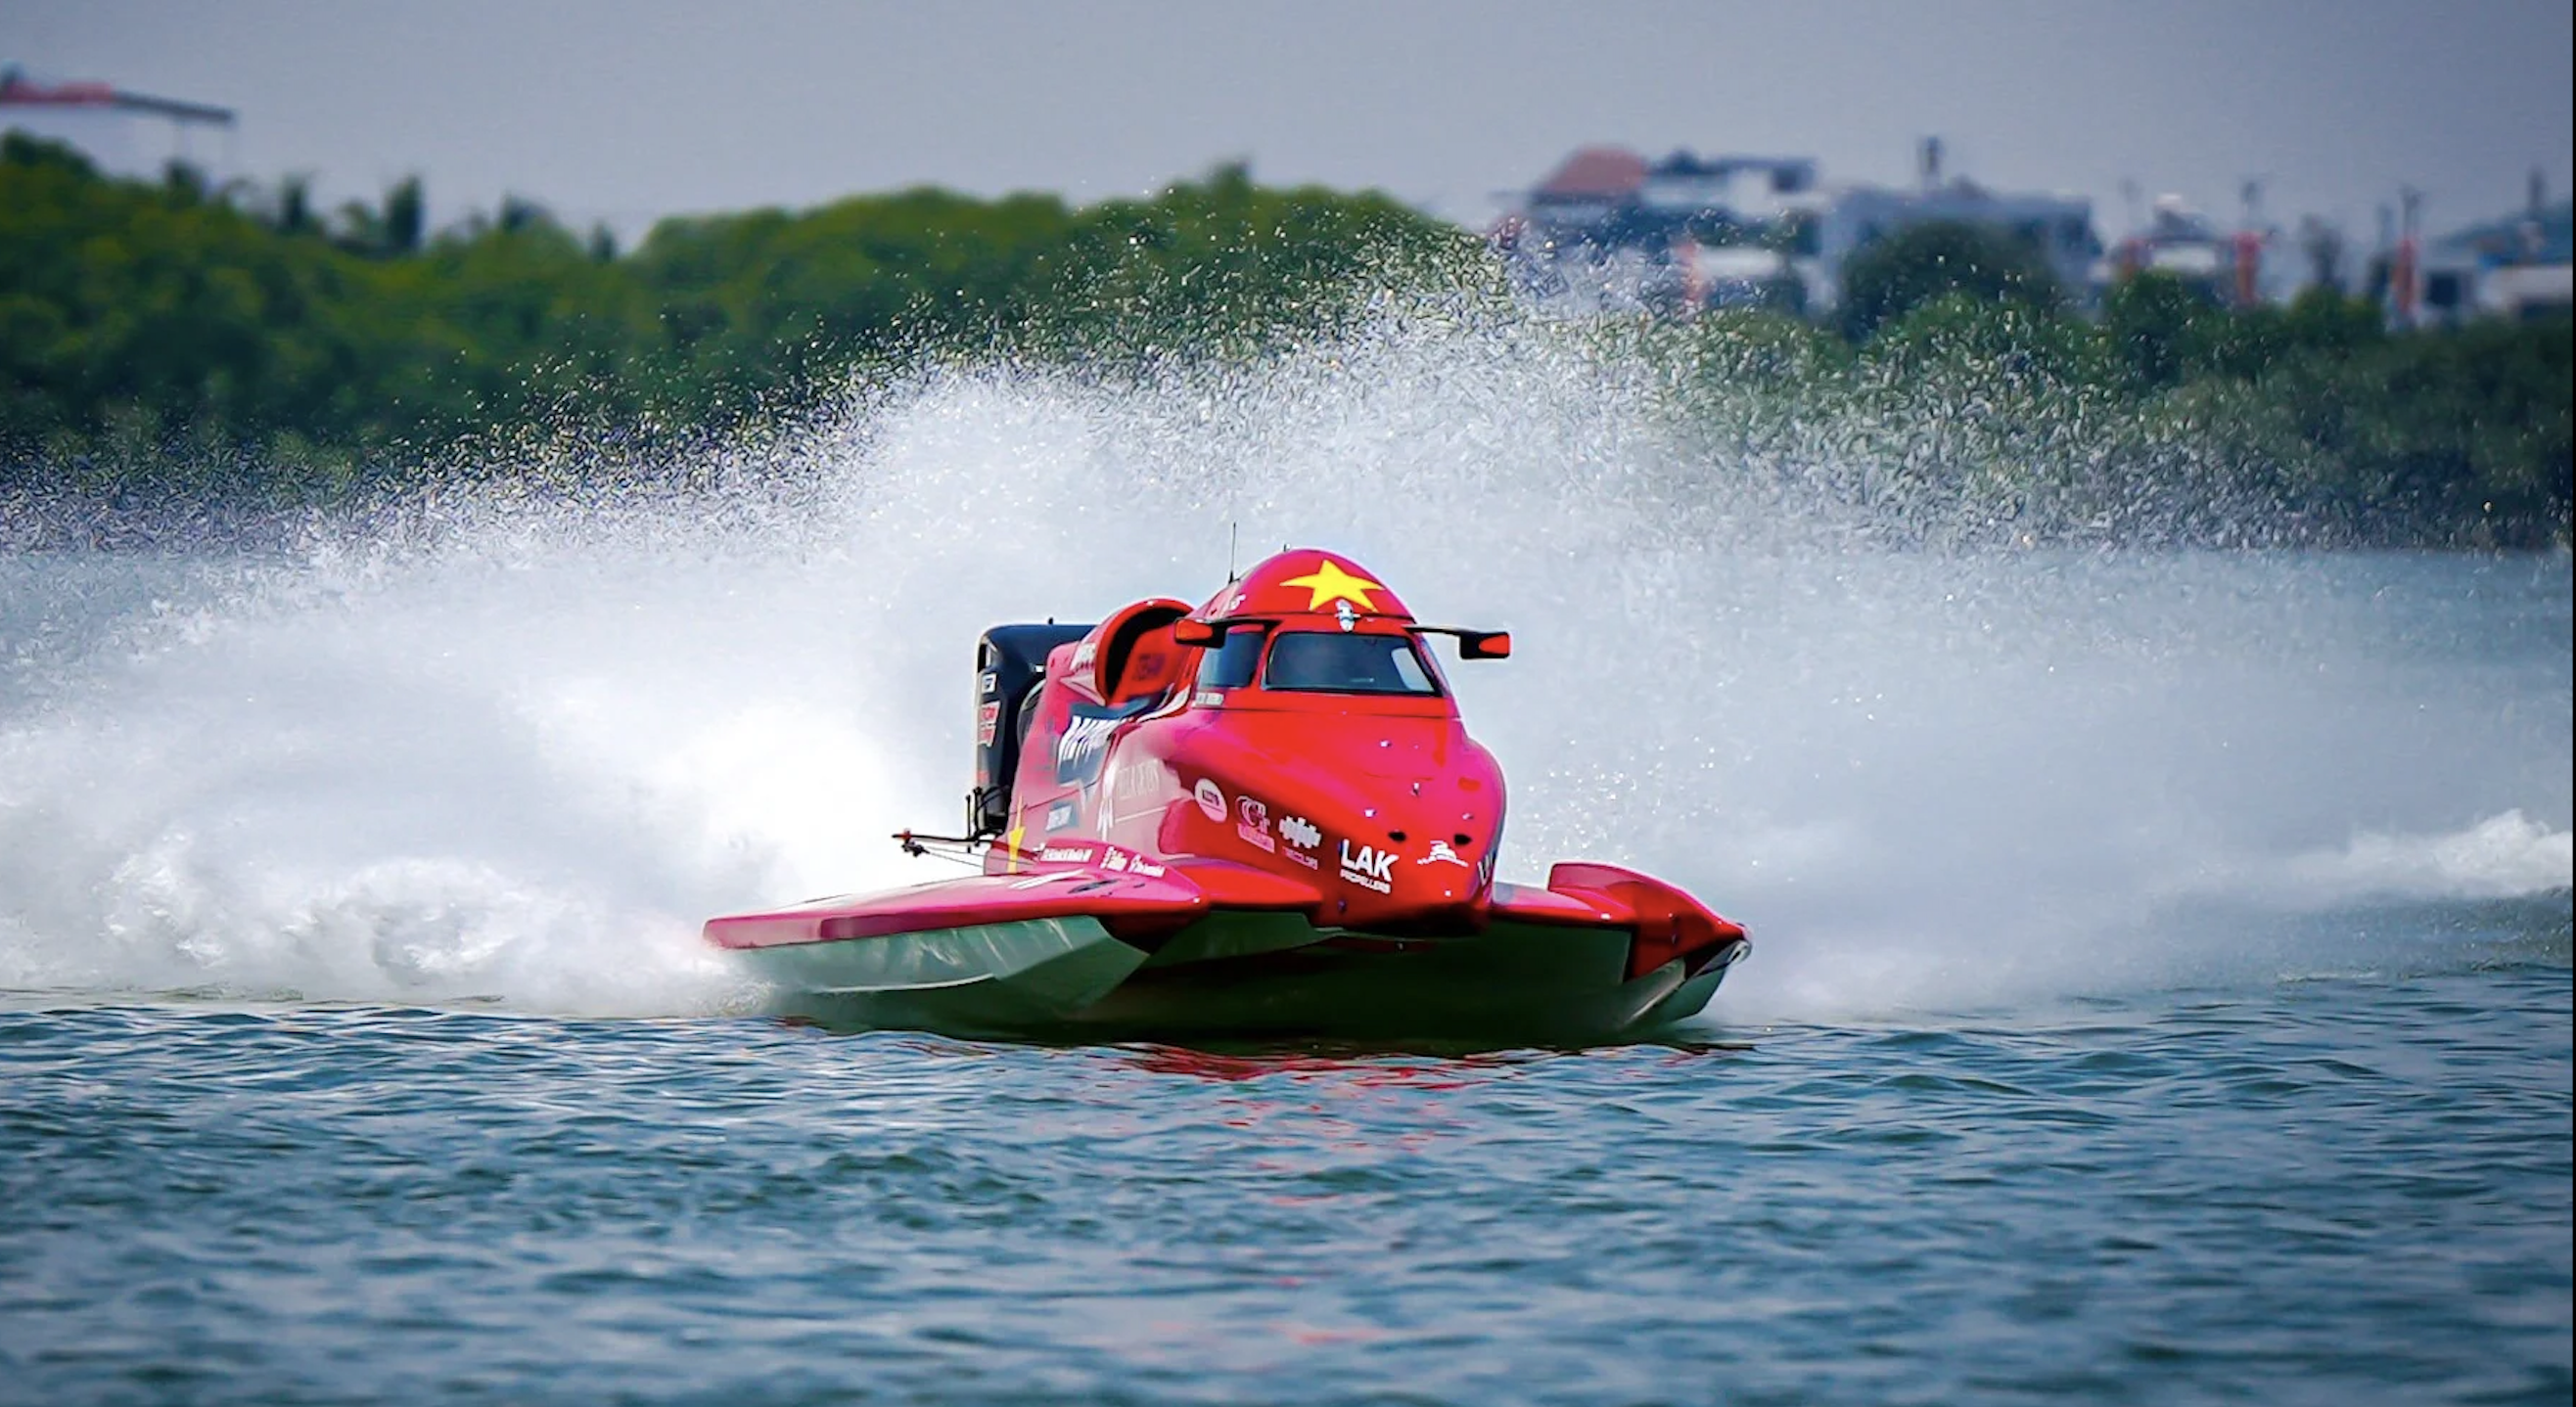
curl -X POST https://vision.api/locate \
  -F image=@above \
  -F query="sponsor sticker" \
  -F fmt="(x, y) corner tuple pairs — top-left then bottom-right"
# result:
(1194, 691), (1224, 708)
(1071, 638), (1097, 672)
(1043, 801), (1077, 832)
(1335, 600), (1357, 633)
(1193, 779), (1226, 823)
(976, 701), (1001, 746)
(1284, 848), (1320, 871)
(1099, 846), (1167, 879)
(1279, 815), (1321, 849)
(1037, 845), (1095, 864)
(1053, 704), (1123, 787)
(1338, 840), (1396, 894)
(1418, 840), (1470, 869)
(978, 669), (999, 698)
(1233, 795), (1275, 853)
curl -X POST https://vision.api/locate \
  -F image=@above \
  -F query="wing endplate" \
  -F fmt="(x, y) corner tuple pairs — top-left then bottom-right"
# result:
(1492, 863), (1749, 980)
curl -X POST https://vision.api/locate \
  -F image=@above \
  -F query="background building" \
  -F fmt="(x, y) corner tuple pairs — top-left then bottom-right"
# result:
(1498, 138), (2097, 319)
(1, 64), (236, 181)
(2415, 174), (2573, 325)
(1498, 145), (1824, 316)
(1815, 141), (2098, 312)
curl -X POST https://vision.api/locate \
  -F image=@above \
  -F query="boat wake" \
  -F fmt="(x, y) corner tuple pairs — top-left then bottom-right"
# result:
(1, 317), (2567, 1021)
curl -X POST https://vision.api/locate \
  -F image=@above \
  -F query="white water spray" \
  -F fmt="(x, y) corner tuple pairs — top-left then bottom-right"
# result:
(1, 315), (2567, 1019)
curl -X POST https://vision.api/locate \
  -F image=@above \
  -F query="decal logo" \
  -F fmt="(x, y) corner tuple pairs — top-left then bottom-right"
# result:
(1280, 560), (1385, 613)
(976, 701), (1001, 746)
(1335, 600), (1357, 632)
(1037, 845), (1095, 864)
(1070, 638), (1097, 672)
(1418, 840), (1469, 869)
(1338, 840), (1396, 893)
(1234, 795), (1276, 851)
(1193, 691), (1224, 708)
(1193, 779), (1226, 823)
(1053, 704), (1123, 787)
(1284, 848), (1320, 870)
(1098, 847), (1168, 879)
(978, 669), (999, 698)
(1043, 801), (1077, 833)
(1280, 816), (1321, 849)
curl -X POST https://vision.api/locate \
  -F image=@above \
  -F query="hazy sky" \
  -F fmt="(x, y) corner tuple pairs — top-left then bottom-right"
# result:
(6, 0), (2570, 245)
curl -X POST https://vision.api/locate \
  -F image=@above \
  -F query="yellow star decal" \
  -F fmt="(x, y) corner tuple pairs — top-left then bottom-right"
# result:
(1278, 560), (1385, 613)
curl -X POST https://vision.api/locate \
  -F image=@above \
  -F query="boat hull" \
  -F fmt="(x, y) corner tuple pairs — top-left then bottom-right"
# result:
(739, 908), (1749, 1042)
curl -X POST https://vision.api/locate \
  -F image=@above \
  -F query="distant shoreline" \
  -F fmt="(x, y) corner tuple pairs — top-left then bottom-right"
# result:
(4, 136), (2568, 551)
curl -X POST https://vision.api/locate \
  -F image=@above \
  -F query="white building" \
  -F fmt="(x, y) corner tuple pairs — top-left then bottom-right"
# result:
(1, 65), (235, 181)
(1816, 184), (2100, 313)
(2415, 183), (2573, 326)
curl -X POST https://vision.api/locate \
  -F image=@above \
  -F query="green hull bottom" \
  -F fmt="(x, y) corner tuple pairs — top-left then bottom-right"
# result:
(748, 911), (1745, 1043)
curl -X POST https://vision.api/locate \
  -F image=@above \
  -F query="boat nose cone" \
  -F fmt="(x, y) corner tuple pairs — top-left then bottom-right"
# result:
(1333, 809), (1494, 927)
(1313, 728), (1501, 929)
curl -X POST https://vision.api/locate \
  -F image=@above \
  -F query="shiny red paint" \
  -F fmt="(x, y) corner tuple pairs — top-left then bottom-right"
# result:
(705, 548), (1744, 978)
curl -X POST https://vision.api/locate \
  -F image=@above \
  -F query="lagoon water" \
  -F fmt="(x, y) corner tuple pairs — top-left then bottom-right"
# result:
(1, 342), (2570, 1402)
(1, 967), (2566, 1407)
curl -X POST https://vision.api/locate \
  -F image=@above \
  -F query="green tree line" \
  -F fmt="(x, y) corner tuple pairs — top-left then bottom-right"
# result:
(1659, 221), (2570, 548)
(2, 135), (2567, 546)
(0, 135), (1468, 499)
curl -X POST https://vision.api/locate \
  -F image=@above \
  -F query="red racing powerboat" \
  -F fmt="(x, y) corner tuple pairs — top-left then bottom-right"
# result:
(704, 549), (1749, 1040)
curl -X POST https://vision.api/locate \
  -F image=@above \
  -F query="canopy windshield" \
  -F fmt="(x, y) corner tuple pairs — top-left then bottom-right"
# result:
(1261, 631), (1443, 696)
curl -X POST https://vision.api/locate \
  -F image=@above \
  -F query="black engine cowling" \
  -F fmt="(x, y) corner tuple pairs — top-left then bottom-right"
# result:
(969, 622), (1093, 838)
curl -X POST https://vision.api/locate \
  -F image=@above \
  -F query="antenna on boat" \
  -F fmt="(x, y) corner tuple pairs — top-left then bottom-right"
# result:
(1226, 522), (1241, 583)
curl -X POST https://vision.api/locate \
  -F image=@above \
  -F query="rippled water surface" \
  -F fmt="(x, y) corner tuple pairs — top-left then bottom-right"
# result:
(3, 949), (2568, 1406)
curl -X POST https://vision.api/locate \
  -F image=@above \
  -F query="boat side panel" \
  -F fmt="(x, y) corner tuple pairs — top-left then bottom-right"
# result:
(1138, 911), (1331, 969)
(774, 935), (1158, 1038)
(1066, 919), (1662, 1040)
(734, 915), (1146, 1006)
